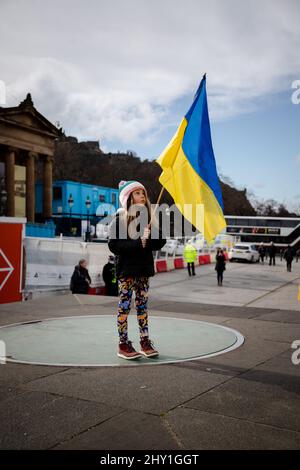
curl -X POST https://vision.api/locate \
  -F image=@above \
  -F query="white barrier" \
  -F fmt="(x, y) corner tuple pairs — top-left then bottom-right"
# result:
(24, 236), (227, 292)
(25, 237), (109, 290)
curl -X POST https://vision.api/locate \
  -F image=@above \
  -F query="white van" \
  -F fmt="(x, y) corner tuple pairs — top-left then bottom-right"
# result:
(229, 243), (259, 263)
(96, 223), (109, 240)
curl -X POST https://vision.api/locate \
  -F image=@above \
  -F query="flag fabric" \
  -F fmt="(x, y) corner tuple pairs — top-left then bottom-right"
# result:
(156, 75), (226, 242)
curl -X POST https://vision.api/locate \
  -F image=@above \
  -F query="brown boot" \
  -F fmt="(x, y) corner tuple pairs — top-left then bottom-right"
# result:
(140, 337), (159, 358)
(118, 341), (142, 360)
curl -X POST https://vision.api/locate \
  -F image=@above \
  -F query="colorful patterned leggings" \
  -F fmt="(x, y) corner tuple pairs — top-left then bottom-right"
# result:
(117, 276), (149, 343)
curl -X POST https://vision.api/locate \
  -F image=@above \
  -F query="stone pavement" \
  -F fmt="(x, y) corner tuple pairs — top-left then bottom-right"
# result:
(0, 259), (300, 450)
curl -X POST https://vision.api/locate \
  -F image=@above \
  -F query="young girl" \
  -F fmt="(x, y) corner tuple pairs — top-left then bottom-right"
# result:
(108, 180), (166, 360)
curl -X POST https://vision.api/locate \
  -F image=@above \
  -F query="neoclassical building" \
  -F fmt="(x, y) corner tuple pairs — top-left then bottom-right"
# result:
(0, 93), (62, 222)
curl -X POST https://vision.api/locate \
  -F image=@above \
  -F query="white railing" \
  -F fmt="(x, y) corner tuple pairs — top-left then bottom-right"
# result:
(25, 237), (109, 290)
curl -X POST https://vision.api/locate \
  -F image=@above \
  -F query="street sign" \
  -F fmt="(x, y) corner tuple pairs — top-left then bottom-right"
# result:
(0, 218), (25, 304)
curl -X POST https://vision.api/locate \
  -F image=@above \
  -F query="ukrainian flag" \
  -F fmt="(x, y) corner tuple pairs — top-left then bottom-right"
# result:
(156, 75), (226, 242)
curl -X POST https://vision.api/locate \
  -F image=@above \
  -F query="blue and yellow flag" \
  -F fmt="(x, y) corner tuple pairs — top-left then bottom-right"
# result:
(156, 75), (226, 242)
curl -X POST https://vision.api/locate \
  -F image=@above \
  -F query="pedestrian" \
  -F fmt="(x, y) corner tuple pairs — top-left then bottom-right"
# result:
(258, 243), (266, 264)
(296, 249), (300, 263)
(108, 180), (166, 360)
(183, 240), (197, 276)
(265, 248), (269, 262)
(215, 248), (226, 286)
(70, 259), (91, 294)
(102, 255), (118, 296)
(284, 245), (294, 272)
(280, 248), (284, 261)
(269, 242), (276, 266)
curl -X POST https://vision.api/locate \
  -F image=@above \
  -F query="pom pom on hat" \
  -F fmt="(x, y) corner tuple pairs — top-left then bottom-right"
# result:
(118, 181), (127, 189)
(118, 180), (147, 209)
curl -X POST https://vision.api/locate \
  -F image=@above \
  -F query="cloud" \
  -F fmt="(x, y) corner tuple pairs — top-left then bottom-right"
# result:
(1, 0), (300, 144)
(253, 183), (267, 189)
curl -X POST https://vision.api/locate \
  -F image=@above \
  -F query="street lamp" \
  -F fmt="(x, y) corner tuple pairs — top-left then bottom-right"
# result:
(165, 206), (171, 238)
(68, 193), (74, 236)
(85, 195), (91, 242)
(0, 177), (7, 216)
(0, 189), (7, 216)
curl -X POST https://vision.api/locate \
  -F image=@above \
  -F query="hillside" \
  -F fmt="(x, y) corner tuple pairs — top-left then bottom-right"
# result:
(50, 136), (256, 216)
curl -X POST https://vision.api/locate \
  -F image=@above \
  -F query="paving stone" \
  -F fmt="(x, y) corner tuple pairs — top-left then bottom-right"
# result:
(0, 390), (123, 450)
(54, 410), (180, 450)
(165, 408), (300, 449)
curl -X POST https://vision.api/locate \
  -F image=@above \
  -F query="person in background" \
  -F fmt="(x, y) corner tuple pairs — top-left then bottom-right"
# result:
(258, 243), (266, 264)
(280, 248), (284, 261)
(70, 259), (91, 294)
(102, 255), (118, 296)
(269, 242), (276, 266)
(183, 240), (197, 277)
(284, 245), (294, 272)
(215, 248), (226, 286)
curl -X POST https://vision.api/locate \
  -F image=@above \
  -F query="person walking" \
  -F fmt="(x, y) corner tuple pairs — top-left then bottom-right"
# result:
(280, 248), (284, 261)
(70, 259), (91, 294)
(108, 180), (166, 360)
(215, 248), (226, 286)
(183, 240), (197, 276)
(258, 243), (266, 264)
(102, 255), (118, 296)
(284, 245), (294, 272)
(269, 242), (276, 266)
(265, 247), (269, 262)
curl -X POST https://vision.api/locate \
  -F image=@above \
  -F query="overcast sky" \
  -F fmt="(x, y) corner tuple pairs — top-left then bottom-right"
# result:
(1, 0), (299, 209)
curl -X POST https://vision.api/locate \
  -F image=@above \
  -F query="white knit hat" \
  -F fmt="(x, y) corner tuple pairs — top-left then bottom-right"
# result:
(118, 180), (147, 209)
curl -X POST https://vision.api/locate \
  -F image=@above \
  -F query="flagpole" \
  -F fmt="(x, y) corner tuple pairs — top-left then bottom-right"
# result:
(149, 185), (165, 227)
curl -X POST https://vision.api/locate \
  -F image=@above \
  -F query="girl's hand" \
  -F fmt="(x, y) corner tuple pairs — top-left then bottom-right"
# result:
(141, 226), (150, 248)
(143, 227), (150, 239)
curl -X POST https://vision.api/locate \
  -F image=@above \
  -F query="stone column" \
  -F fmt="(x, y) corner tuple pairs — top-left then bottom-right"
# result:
(5, 147), (16, 217)
(26, 151), (37, 223)
(43, 155), (53, 220)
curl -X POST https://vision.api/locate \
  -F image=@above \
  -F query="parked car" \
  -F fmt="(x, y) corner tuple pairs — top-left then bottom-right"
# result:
(162, 238), (185, 256)
(164, 238), (178, 255)
(228, 243), (259, 263)
(96, 223), (109, 240)
(175, 239), (185, 256)
(187, 234), (205, 251)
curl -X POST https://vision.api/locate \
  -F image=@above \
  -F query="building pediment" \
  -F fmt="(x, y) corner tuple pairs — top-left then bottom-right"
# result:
(0, 93), (62, 137)
(0, 93), (62, 155)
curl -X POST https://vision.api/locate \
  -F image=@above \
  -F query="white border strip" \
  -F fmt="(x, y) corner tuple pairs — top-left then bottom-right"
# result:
(0, 315), (245, 368)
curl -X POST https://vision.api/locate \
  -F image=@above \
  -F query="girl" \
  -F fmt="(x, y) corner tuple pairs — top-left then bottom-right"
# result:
(108, 180), (166, 360)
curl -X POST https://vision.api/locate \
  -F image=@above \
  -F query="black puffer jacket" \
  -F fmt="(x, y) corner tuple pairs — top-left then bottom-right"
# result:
(284, 247), (294, 262)
(70, 265), (91, 294)
(108, 212), (166, 278)
(215, 253), (226, 273)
